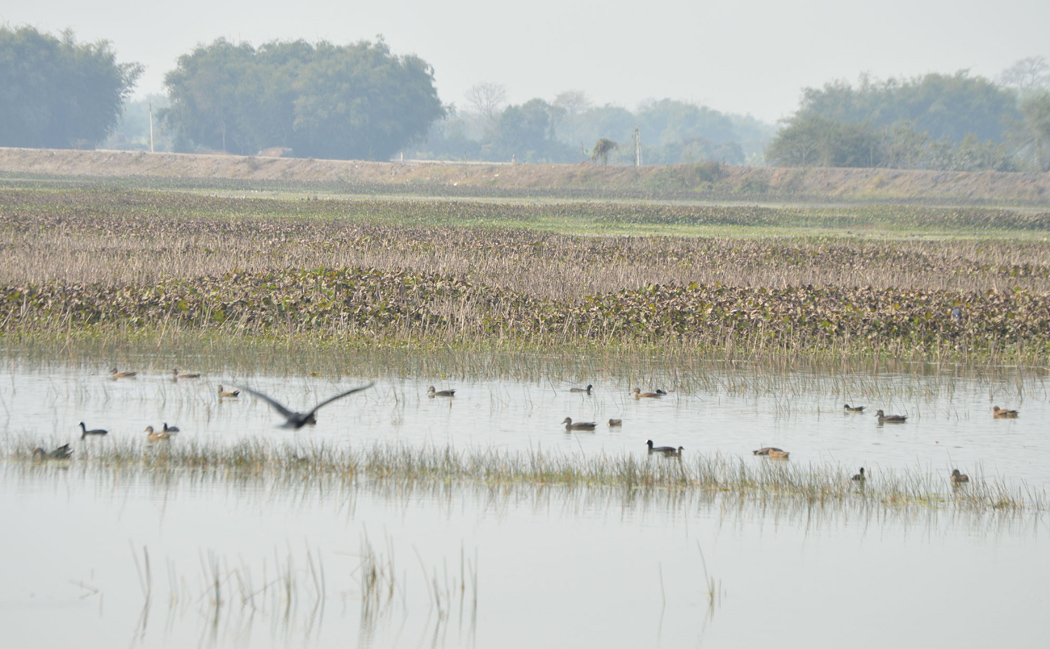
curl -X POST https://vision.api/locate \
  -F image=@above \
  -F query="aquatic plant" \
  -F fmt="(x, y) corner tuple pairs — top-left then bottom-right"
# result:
(6, 440), (1044, 516)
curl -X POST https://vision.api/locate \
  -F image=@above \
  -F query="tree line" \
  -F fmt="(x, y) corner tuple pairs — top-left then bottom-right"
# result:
(3, 24), (1049, 172)
(408, 88), (772, 166)
(766, 66), (1050, 172)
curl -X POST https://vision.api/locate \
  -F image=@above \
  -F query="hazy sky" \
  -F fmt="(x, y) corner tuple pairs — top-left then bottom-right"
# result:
(3, 0), (1048, 123)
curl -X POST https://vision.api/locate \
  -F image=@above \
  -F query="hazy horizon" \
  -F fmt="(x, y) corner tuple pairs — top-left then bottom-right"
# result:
(3, 0), (1048, 123)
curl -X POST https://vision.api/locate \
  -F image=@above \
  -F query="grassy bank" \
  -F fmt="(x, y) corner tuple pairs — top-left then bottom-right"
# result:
(4, 148), (1050, 205)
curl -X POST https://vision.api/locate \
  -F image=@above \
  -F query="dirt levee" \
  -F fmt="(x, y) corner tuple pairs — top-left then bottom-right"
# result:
(1, 147), (1048, 203)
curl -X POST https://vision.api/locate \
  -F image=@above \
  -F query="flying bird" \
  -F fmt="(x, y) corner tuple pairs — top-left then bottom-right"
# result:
(239, 382), (373, 429)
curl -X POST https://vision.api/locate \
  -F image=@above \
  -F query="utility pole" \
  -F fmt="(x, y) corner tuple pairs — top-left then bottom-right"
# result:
(634, 126), (641, 166)
(148, 99), (155, 153)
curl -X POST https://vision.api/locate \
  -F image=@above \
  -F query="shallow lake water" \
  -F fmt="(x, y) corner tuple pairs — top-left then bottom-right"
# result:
(1, 355), (1049, 648)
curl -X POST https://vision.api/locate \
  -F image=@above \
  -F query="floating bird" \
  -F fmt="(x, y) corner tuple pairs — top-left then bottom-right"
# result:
(239, 382), (373, 429)
(111, 368), (136, 379)
(163, 423), (180, 433)
(852, 467), (866, 482)
(173, 368), (201, 379)
(79, 422), (108, 438)
(992, 406), (1019, 419)
(875, 409), (907, 423)
(562, 417), (597, 431)
(144, 426), (170, 442)
(569, 384), (593, 394)
(632, 388), (663, 399)
(951, 469), (970, 484)
(32, 444), (73, 460)
(646, 440), (683, 456)
(752, 447), (784, 456)
(428, 386), (456, 398)
(218, 385), (240, 398)
(844, 404), (865, 413)
(767, 449), (790, 460)
(608, 418), (623, 427)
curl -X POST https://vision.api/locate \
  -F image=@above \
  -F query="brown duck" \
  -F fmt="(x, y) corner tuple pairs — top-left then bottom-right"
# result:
(992, 406), (1019, 419)
(875, 410), (907, 423)
(633, 388), (663, 399)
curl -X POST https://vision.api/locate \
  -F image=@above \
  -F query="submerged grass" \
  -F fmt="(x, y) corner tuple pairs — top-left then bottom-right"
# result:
(7, 439), (1044, 516)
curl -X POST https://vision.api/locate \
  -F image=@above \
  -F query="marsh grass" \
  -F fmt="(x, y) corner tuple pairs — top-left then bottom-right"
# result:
(7, 439), (1044, 516)
(6, 186), (1050, 364)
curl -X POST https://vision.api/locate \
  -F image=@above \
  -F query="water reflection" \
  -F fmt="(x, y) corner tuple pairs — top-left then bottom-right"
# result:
(2, 462), (1048, 649)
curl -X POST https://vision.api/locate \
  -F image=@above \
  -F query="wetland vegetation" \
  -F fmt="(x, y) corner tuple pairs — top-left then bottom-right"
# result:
(2, 181), (1050, 365)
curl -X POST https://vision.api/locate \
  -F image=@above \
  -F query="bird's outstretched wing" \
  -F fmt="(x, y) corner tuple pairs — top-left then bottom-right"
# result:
(238, 386), (298, 419)
(304, 382), (374, 418)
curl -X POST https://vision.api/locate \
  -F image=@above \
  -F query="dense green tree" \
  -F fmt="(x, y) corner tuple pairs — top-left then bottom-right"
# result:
(495, 98), (572, 161)
(765, 114), (881, 167)
(799, 71), (1019, 144)
(1010, 91), (1050, 171)
(591, 138), (617, 165)
(0, 26), (141, 148)
(768, 113), (1016, 171)
(164, 37), (443, 159)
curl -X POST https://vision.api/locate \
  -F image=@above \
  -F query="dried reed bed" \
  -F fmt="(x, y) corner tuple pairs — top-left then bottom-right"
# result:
(4, 186), (1050, 361)
(8, 439), (1044, 516)
(4, 187), (1050, 295)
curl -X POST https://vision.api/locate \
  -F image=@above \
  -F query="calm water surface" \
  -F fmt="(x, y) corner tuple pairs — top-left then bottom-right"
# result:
(2, 359), (1049, 490)
(1, 357), (1049, 648)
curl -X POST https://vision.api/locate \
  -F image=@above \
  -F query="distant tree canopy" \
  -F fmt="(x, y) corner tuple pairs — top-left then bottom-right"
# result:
(0, 26), (142, 149)
(799, 71), (1019, 143)
(163, 37), (444, 159)
(767, 71), (1025, 171)
(410, 96), (770, 165)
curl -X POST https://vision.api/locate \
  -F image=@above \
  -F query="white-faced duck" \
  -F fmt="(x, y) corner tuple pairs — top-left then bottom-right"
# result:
(239, 382), (373, 429)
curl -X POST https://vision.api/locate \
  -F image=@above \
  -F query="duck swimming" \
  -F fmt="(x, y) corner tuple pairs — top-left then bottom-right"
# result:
(632, 388), (663, 399)
(79, 422), (108, 439)
(875, 410), (907, 423)
(992, 406), (1019, 419)
(646, 440), (683, 456)
(562, 417), (597, 431)
(32, 444), (73, 460)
